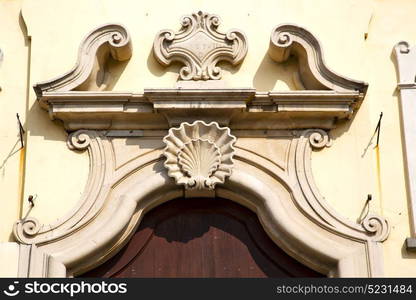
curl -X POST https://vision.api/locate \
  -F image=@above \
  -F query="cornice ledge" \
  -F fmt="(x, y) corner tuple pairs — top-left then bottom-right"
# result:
(40, 91), (145, 103)
(268, 24), (368, 95)
(38, 89), (361, 129)
(397, 83), (416, 90)
(393, 41), (416, 87)
(144, 88), (256, 103)
(33, 23), (132, 100)
(268, 90), (361, 103)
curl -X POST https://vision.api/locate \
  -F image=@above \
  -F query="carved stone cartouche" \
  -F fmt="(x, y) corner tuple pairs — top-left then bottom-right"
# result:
(153, 11), (247, 81)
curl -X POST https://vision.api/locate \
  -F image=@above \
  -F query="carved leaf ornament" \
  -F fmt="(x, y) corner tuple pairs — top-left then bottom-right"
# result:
(153, 11), (248, 80)
(163, 121), (236, 189)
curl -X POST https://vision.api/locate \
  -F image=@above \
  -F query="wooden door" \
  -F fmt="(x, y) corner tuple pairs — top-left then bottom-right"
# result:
(82, 198), (322, 278)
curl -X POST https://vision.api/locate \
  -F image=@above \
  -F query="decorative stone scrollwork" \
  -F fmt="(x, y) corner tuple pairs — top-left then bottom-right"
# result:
(269, 24), (368, 94)
(34, 23), (132, 98)
(307, 129), (332, 149)
(15, 20), (390, 278)
(13, 217), (42, 244)
(153, 11), (248, 80)
(294, 129), (390, 247)
(163, 121), (236, 189)
(361, 214), (390, 242)
(395, 41), (410, 54)
(67, 130), (93, 150)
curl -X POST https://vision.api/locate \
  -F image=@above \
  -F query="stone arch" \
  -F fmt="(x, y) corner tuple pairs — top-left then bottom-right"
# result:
(14, 131), (386, 277)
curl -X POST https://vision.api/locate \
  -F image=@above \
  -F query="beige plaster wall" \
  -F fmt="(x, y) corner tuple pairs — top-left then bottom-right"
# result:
(0, 243), (19, 277)
(0, 0), (27, 241)
(0, 0), (415, 276)
(313, 0), (416, 276)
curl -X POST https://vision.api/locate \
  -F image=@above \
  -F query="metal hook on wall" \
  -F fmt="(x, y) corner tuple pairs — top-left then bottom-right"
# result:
(28, 194), (37, 207)
(374, 112), (383, 147)
(16, 113), (25, 149)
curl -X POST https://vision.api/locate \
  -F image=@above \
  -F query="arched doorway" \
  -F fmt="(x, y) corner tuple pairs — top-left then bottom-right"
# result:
(82, 198), (322, 278)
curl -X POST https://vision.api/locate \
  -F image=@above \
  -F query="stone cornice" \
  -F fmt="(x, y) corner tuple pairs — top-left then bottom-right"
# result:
(38, 89), (361, 130)
(397, 83), (416, 90)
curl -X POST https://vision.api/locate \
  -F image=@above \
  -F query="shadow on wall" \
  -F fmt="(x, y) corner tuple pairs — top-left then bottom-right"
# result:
(252, 53), (299, 91)
(0, 139), (21, 178)
(252, 50), (359, 142)
(98, 57), (129, 91)
(28, 52), (129, 141)
(146, 48), (184, 79)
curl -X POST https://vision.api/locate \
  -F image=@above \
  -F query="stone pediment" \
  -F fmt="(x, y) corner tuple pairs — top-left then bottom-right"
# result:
(32, 17), (368, 131)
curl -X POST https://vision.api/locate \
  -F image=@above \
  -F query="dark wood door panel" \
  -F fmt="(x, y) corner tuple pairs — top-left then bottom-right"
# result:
(82, 198), (322, 278)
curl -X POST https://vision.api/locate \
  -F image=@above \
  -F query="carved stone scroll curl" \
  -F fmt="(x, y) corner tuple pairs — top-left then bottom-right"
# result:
(67, 130), (93, 151)
(153, 11), (248, 80)
(308, 129), (332, 149)
(361, 214), (390, 242)
(34, 23), (132, 98)
(269, 24), (368, 94)
(163, 121), (236, 189)
(13, 217), (42, 244)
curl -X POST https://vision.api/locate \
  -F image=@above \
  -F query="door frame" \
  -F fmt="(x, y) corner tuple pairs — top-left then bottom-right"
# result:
(14, 129), (387, 277)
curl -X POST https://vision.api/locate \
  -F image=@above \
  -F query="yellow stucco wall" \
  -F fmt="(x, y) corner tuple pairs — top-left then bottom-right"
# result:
(1, 0), (415, 276)
(0, 0), (27, 241)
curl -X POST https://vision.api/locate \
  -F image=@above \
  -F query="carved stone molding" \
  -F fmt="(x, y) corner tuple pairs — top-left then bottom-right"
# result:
(35, 24), (367, 131)
(11, 21), (390, 278)
(307, 129), (332, 149)
(14, 130), (113, 245)
(294, 129), (389, 244)
(34, 23), (132, 103)
(393, 41), (416, 250)
(163, 121), (236, 190)
(269, 24), (368, 101)
(153, 11), (247, 80)
(13, 129), (389, 277)
(38, 89), (364, 130)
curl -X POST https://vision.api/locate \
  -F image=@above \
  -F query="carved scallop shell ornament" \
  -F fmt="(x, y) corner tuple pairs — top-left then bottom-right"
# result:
(163, 121), (236, 189)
